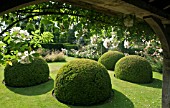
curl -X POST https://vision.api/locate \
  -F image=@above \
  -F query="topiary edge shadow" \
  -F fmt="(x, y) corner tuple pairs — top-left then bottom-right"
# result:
(2, 76), (52, 88)
(52, 89), (114, 106)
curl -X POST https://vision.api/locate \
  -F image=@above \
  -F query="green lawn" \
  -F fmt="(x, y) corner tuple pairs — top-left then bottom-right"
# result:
(0, 57), (162, 108)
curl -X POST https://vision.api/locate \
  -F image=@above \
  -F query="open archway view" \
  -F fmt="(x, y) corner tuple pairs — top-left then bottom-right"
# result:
(0, 1), (162, 108)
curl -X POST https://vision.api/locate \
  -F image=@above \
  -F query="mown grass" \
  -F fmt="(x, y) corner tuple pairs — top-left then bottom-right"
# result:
(0, 57), (162, 108)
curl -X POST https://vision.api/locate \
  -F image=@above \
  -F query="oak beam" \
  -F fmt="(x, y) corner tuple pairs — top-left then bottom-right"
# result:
(144, 15), (170, 108)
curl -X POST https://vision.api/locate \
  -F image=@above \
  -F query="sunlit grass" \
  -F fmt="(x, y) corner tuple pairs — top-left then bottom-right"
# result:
(0, 57), (162, 108)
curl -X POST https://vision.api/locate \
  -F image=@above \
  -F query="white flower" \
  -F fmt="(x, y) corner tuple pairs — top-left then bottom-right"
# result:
(76, 51), (79, 55)
(20, 56), (31, 64)
(30, 51), (35, 55)
(125, 31), (130, 35)
(61, 48), (68, 55)
(142, 39), (145, 42)
(14, 39), (21, 43)
(10, 27), (21, 33)
(124, 53), (129, 56)
(20, 30), (29, 36)
(158, 48), (163, 53)
(124, 40), (130, 49)
(24, 51), (29, 56)
(90, 35), (98, 44)
(103, 38), (111, 49)
(146, 41), (151, 46)
(111, 32), (116, 38)
(21, 55), (26, 60)
(17, 52), (22, 56)
(75, 31), (78, 38)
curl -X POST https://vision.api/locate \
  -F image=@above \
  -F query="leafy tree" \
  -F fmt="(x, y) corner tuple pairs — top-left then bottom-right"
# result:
(0, 1), (157, 64)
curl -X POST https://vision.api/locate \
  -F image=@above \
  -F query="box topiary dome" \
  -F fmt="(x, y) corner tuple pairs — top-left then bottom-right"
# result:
(98, 51), (124, 70)
(114, 55), (153, 83)
(54, 59), (112, 106)
(4, 57), (50, 87)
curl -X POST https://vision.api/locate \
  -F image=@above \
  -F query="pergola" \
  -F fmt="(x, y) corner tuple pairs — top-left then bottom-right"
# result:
(0, 0), (170, 108)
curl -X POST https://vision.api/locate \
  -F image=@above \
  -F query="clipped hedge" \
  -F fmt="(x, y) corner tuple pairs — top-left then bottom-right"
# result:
(4, 57), (50, 87)
(41, 43), (64, 51)
(98, 51), (124, 70)
(63, 43), (78, 50)
(41, 43), (78, 51)
(54, 59), (112, 106)
(114, 55), (153, 83)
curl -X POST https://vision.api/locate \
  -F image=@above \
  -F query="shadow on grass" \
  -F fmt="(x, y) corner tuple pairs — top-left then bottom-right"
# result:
(139, 78), (162, 89)
(67, 89), (134, 108)
(6, 79), (54, 96)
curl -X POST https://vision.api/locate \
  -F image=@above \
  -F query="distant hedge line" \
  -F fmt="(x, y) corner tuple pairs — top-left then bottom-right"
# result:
(41, 43), (78, 50)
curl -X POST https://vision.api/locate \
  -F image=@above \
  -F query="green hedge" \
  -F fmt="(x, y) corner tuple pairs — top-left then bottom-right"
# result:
(114, 55), (153, 83)
(41, 43), (78, 51)
(4, 57), (50, 87)
(63, 43), (78, 50)
(54, 59), (112, 106)
(41, 43), (64, 50)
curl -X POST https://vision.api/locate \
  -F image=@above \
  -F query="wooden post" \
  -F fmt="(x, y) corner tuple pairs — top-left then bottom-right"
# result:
(144, 16), (170, 108)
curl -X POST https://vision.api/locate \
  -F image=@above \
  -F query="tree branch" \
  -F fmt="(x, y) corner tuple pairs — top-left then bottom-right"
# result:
(0, 11), (119, 36)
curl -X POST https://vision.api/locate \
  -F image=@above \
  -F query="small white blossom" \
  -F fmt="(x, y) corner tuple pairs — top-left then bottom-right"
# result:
(103, 38), (111, 49)
(21, 55), (26, 60)
(61, 48), (68, 55)
(14, 39), (21, 43)
(90, 35), (98, 44)
(124, 40), (130, 49)
(20, 30), (29, 36)
(30, 51), (35, 55)
(158, 48), (163, 53)
(24, 51), (29, 56)
(17, 52), (22, 56)
(10, 27), (21, 33)
(75, 31), (78, 38)
(20, 56), (31, 64)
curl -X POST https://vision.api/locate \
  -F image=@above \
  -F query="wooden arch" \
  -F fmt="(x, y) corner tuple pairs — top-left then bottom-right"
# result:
(1, 0), (170, 108)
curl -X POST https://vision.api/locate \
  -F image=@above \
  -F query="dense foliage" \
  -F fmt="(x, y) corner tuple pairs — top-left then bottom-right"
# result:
(54, 59), (112, 106)
(98, 51), (124, 70)
(114, 55), (153, 83)
(0, 1), (156, 45)
(4, 57), (49, 87)
(0, 1), (158, 65)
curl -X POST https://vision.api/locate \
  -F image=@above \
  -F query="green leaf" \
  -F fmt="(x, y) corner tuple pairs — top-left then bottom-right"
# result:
(32, 53), (40, 57)
(3, 35), (10, 41)
(0, 54), (3, 59)
(29, 55), (33, 62)
(7, 61), (13, 66)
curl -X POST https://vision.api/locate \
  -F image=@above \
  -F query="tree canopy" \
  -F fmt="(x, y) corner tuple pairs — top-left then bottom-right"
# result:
(0, 1), (155, 42)
(0, 1), (157, 64)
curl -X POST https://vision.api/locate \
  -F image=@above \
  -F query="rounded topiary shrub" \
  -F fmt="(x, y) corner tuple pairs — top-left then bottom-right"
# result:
(4, 57), (50, 87)
(54, 59), (112, 106)
(114, 55), (153, 83)
(98, 51), (124, 70)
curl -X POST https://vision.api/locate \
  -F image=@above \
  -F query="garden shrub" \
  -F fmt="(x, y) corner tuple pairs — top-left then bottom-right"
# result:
(41, 43), (78, 51)
(98, 51), (124, 70)
(63, 43), (78, 50)
(54, 59), (112, 106)
(44, 51), (66, 62)
(114, 55), (153, 83)
(4, 57), (50, 87)
(41, 43), (64, 51)
(36, 48), (51, 57)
